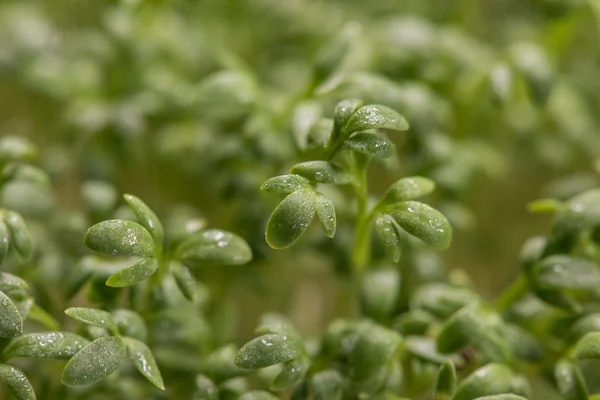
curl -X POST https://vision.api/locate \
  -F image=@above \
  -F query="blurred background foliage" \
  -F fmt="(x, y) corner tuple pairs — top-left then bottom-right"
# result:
(2, 0), (600, 398)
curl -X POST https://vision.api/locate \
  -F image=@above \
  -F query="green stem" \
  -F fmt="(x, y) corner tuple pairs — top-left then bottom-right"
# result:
(495, 273), (529, 313)
(351, 155), (372, 274)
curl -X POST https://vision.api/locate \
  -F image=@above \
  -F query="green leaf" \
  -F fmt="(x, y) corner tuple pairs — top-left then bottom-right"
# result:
(406, 336), (460, 364)
(313, 23), (358, 84)
(65, 307), (118, 334)
(123, 337), (164, 390)
(112, 309), (148, 342)
(527, 198), (563, 214)
(434, 360), (457, 400)
(0, 364), (35, 400)
(555, 360), (588, 400)
(81, 181), (118, 216)
(342, 133), (396, 158)
(123, 194), (164, 247)
(106, 257), (158, 287)
(533, 256), (600, 290)
(412, 283), (481, 319)
(381, 176), (436, 204)
(388, 201), (452, 250)
(271, 357), (309, 391)
(289, 161), (351, 185)
(0, 136), (36, 164)
(3, 211), (32, 260)
(489, 63), (514, 106)
(235, 333), (303, 369)
(569, 314), (600, 341)
(0, 220), (10, 265)
(333, 99), (364, 137)
(343, 104), (409, 135)
(266, 189), (316, 249)
(0, 272), (28, 293)
(3, 332), (89, 360)
(260, 175), (311, 194)
(0, 290), (22, 338)
(238, 391), (279, 400)
(314, 194), (336, 238)
(452, 364), (528, 400)
(473, 396), (529, 400)
(84, 220), (155, 257)
(26, 304), (60, 331)
(348, 323), (402, 382)
(172, 262), (198, 302)
(177, 229), (252, 266)
(204, 345), (249, 382)
(571, 332), (600, 360)
(291, 101), (322, 150)
(312, 369), (344, 400)
(360, 268), (400, 321)
(62, 337), (126, 387)
(375, 214), (402, 262)
(510, 42), (553, 105)
(393, 310), (435, 335)
(193, 375), (219, 400)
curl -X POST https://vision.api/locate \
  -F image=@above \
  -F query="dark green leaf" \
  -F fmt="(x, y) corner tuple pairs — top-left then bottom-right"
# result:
(452, 364), (528, 400)
(333, 99), (364, 137)
(266, 189), (316, 249)
(388, 201), (452, 250)
(112, 309), (147, 342)
(434, 360), (456, 400)
(106, 257), (158, 287)
(289, 161), (351, 185)
(360, 268), (400, 320)
(342, 133), (395, 158)
(177, 229), (252, 266)
(65, 307), (118, 334)
(235, 333), (303, 369)
(534, 255), (600, 290)
(555, 360), (588, 400)
(375, 214), (402, 262)
(343, 104), (409, 135)
(124, 194), (164, 246)
(172, 262), (198, 302)
(0, 364), (35, 400)
(62, 337), (126, 387)
(271, 357), (309, 391)
(0, 272), (28, 293)
(382, 176), (436, 204)
(123, 337), (164, 390)
(4, 211), (31, 260)
(0, 290), (22, 338)
(4, 332), (89, 360)
(0, 220), (10, 265)
(314, 194), (336, 238)
(260, 175), (310, 194)
(348, 323), (402, 381)
(84, 220), (155, 257)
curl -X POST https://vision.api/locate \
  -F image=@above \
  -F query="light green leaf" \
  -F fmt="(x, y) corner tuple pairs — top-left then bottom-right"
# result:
(434, 360), (456, 400)
(26, 304), (60, 331)
(412, 283), (480, 319)
(452, 364), (528, 400)
(204, 345), (249, 383)
(0, 290), (22, 338)
(0, 364), (35, 400)
(313, 369), (344, 400)
(4, 211), (31, 260)
(290, 161), (351, 185)
(172, 262), (197, 302)
(343, 104), (409, 135)
(313, 23), (358, 84)
(62, 337), (126, 387)
(84, 220), (155, 257)
(0, 136), (36, 163)
(239, 391), (279, 400)
(292, 101), (322, 150)
(393, 310), (435, 336)
(81, 181), (118, 216)
(124, 194), (164, 247)
(271, 357), (309, 391)
(348, 323), (402, 382)
(555, 360), (588, 400)
(235, 333), (303, 369)
(489, 63), (514, 106)
(510, 42), (553, 105)
(375, 214), (402, 262)
(382, 176), (436, 204)
(3, 332), (89, 360)
(266, 189), (316, 249)
(571, 332), (600, 360)
(65, 307), (118, 334)
(260, 175), (310, 194)
(193, 375), (219, 400)
(360, 268), (400, 321)
(342, 133), (395, 158)
(333, 99), (364, 136)
(106, 257), (158, 287)
(0, 272), (28, 293)
(473, 396), (529, 400)
(123, 337), (164, 390)
(112, 309), (147, 342)
(177, 229), (252, 266)
(388, 201), (452, 250)
(569, 314), (600, 341)
(314, 194), (336, 238)
(534, 255), (600, 290)
(0, 220), (10, 265)
(527, 198), (563, 214)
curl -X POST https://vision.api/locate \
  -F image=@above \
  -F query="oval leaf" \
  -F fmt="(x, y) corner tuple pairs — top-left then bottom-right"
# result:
(360, 268), (400, 321)
(84, 220), (155, 257)
(235, 333), (303, 369)
(0, 220), (10, 265)
(382, 176), (436, 204)
(123, 194), (164, 247)
(348, 323), (402, 382)
(106, 257), (158, 287)
(343, 104), (409, 135)
(61, 337), (126, 387)
(123, 337), (164, 390)
(205, 345), (249, 382)
(177, 229), (252, 266)
(4, 211), (31, 260)
(0, 364), (35, 400)
(4, 332), (90, 360)
(261, 175), (310, 194)
(239, 391), (279, 400)
(333, 99), (364, 136)
(112, 309), (148, 342)
(434, 360), (457, 399)
(0, 290), (22, 338)
(342, 133), (395, 158)
(388, 201), (452, 250)
(266, 189), (316, 249)
(65, 307), (118, 334)
(534, 255), (600, 290)
(571, 332), (600, 360)
(314, 194), (336, 238)
(313, 369), (344, 400)
(271, 357), (309, 391)
(172, 262), (198, 302)
(452, 364), (525, 400)
(0, 272), (28, 293)
(375, 214), (402, 262)
(289, 161), (351, 185)
(194, 374), (219, 400)
(474, 396), (529, 400)
(555, 360), (588, 400)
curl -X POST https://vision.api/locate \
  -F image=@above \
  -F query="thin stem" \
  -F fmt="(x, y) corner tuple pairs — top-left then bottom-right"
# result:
(495, 273), (529, 313)
(351, 154), (372, 274)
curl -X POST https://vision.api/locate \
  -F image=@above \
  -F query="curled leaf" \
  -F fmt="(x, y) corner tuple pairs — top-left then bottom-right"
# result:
(314, 194), (336, 238)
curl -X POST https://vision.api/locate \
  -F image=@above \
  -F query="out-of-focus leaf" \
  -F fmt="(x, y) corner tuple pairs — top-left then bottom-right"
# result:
(4, 211), (31, 260)
(235, 333), (303, 369)
(177, 229), (252, 266)
(343, 104), (409, 135)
